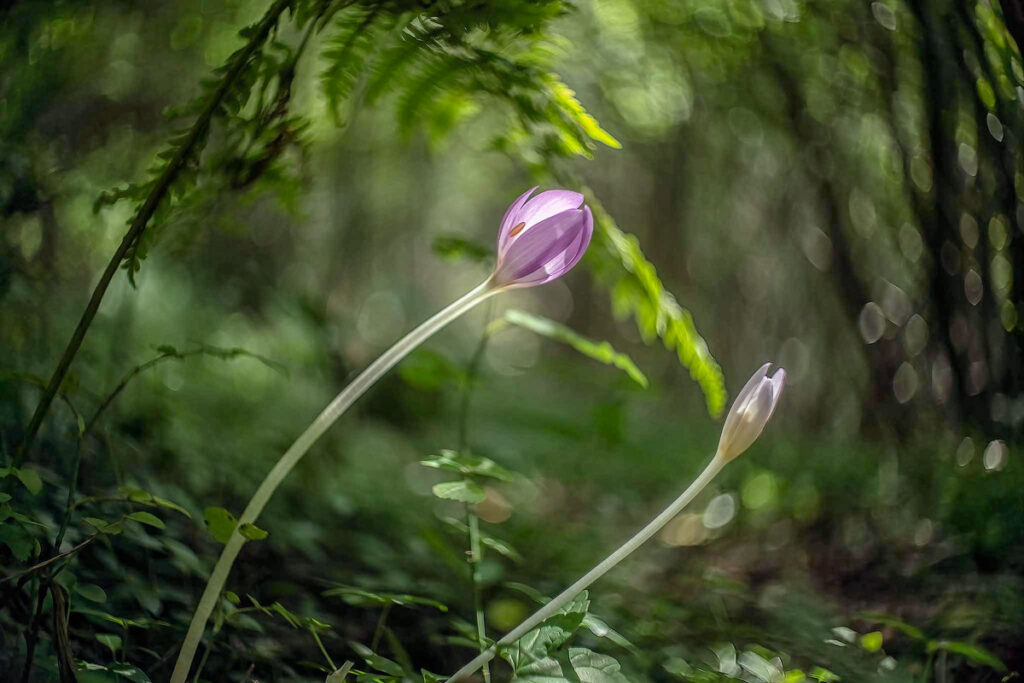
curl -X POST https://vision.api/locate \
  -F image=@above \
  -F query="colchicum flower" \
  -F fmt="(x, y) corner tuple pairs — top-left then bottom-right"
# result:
(716, 362), (786, 462)
(171, 188), (594, 683)
(491, 187), (593, 289)
(445, 362), (786, 683)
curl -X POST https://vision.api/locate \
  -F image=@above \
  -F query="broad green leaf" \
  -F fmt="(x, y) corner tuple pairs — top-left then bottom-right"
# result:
(809, 667), (839, 682)
(511, 656), (564, 682)
(497, 310), (648, 388)
(0, 523), (35, 561)
(566, 648), (630, 683)
(422, 450), (516, 481)
(432, 480), (486, 503)
(126, 512), (166, 530)
(14, 468), (43, 495)
(0, 493), (10, 503)
(860, 631), (883, 652)
(120, 488), (153, 503)
(927, 640), (1006, 671)
(514, 648), (629, 683)
(203, 506), (238, 544)
(239, 522), (269, 540)
(76, 583), (108, 603)
(96, 633), (122, 656)
(323, 585), (447, 611)
(506, 592), (590, 673)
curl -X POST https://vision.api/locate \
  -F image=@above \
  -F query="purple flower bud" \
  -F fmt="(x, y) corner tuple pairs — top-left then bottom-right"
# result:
(490, 187), (594, 289)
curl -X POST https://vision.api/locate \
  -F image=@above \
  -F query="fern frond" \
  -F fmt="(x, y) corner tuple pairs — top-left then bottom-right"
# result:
(320, 6), (382, 124)
(364, 18), (444, 104)
(583, 193), (727, 417)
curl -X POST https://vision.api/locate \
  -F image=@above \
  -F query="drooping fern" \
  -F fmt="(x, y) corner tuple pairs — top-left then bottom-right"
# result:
(313, 1), (724, 411)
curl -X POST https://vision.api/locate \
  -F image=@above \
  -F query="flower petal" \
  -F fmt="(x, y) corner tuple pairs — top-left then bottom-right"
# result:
(497, 187), (538, 255)
(492, 209), (586, 287)
(720, 362), (771, 447)
(507, 207), (593, 288)
(502, 190), (584, 251)
(766, 368), (786, 418)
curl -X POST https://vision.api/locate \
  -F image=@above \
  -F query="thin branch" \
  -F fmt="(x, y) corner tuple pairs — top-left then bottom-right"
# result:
(16, 0), (293, 465)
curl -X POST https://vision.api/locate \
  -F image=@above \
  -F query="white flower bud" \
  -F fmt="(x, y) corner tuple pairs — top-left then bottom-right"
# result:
(716, 363), (786, 462)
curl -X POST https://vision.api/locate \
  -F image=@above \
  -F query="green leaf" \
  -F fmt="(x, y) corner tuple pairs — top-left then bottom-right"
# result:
(546, 74), (621, 150)
(514, 648), (629, 683)
(505, 592), (590, 673)
(83, 517), (123, 535)
(75, 583), (108, 603)
(432, 480), (486, 503)
(442, 517), (522, 561)
(566, 648), (630, 683)
(0, 493), (10, 503)
(238, 522), (269, 540)
(860, 631), (883, 652)
(349, 641), (405, 677)
(421, 450), (516, 481)
(96, 633), (122, 656)
(323, 586), (447, 612)
(856, 612), (925, 640)
(581, 614), (633, 649)
(74, 607), (170, 629)
(927, 641), (1006, 671)
(14, 468), (43, 495)
(498, 309), (648, 388)
(809, 667), (840, 682)
(109, 665), (152, 682)
(152, 496), (192, 519)
(203, 506), (238, 543)
(126, 512), (166, 530)
(0, 523), (35, 561)
(120, 488), (153, 503)
(583, 197), (726, 415)
(224, 591), (240, 605)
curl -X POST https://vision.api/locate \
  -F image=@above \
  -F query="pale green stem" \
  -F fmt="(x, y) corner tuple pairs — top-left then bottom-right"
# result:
(171, 279), (496, 683)
(445, 452), (728, 682)
(467, 507), (491, 683)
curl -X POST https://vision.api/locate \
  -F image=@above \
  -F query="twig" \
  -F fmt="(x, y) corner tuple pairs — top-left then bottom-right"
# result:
(15, 0), (294, 464)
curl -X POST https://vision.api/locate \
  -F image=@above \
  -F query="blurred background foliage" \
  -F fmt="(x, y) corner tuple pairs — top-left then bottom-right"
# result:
(2, 0), (1023, 681)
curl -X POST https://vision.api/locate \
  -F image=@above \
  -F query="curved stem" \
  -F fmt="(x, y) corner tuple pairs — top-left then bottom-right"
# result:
(446, 453), (727, 682)
(171, 280), (495, 683)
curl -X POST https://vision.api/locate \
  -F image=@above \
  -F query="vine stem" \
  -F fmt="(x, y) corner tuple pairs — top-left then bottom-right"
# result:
(15, 0), (293, 465)
(445, 452), (728, 682)
(170, 279), (497, 683)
